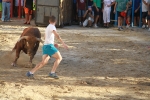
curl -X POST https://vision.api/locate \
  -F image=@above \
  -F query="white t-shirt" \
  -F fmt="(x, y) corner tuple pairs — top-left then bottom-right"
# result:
(15, 0), (24, 6)
(142, 0), (148, 12)
(44, 24), (56, 45)
(103, 0), (114, 9)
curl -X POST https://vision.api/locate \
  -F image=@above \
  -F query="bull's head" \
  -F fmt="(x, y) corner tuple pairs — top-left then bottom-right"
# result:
(18, 36), (44, 55)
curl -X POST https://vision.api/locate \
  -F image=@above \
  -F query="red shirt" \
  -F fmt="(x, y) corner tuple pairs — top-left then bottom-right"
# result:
(77, 0), (86, 10)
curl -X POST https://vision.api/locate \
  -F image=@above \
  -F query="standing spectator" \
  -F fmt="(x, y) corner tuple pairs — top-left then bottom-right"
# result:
(14, 0), (24, 17)
(142, 0), (148, 29)
(93, 0), (102, 28)
(147, 0), (150, 31)
(126, 0), (132, 28)
(1, 0), (11, 22)
(0, 0), (2, 18)
(114, 0), (128, 31)
(102, 0), (115, 28)
(134, 0), (140, 26)
(77, 0), (86, 26)
(24, 0), (33, 25)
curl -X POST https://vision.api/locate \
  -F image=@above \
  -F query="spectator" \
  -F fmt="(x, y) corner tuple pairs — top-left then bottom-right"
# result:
(93, 0), (102, 28)
(14, 0), (24, 17)
(126, 0), (132, 28)
(102, 0), (115, 28)
(24, 0), (33, 25)
(147, 0), (150, 31)
(134, 0), (140, 26)
(142, 0), (148, 29)
(114, 0), (128, 31)
(83, 7), (94, 27)
(77, 0), (86, 26)
(1, 0), (11, 22)
(0, 0), (2, 18)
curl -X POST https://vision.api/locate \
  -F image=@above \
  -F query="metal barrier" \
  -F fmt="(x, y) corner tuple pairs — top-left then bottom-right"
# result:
(115, 0), (142, 27)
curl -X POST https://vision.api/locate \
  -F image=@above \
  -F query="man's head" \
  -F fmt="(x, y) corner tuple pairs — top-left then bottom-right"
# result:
(49, 15), (57, 25)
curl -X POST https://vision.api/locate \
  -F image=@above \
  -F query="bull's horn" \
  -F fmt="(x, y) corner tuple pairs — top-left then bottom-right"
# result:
(17, 36), (29, 42)
(36, 38), (44, 44)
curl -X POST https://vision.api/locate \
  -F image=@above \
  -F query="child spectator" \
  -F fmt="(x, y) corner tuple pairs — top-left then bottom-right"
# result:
(93, 0), (102, 28)
(142, 0), (148, 29)
(147, 0), (150, 31)
(77, 0), (87, 26)
(83, 7), (94, 27)
(26, 16), (68, 79)
(0, 0), (2, 18)
(134, 0), (140, 26)
(114, 0), (128, 31)
(102, 0), (115, 28)
(126, 0), (132, 28)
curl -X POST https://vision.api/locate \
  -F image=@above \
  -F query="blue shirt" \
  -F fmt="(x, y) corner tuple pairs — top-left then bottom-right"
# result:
(0, 0), (2, 3)
(134, 0), (140, 10)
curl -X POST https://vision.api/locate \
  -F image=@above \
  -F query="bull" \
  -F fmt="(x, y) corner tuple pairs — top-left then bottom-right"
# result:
(11, 27), (43, 67)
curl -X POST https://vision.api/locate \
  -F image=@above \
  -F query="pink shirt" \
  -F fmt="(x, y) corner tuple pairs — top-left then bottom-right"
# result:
(2, 0), (11, 2)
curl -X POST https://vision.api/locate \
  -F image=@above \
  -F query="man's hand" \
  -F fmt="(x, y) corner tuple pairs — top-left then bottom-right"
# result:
(63, 44), (69, 50)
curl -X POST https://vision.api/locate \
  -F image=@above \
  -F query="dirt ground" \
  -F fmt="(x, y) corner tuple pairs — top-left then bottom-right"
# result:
(0, 19), (150, 100)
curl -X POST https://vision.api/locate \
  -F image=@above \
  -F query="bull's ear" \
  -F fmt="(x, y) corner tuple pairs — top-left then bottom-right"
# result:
(17, 36), (29, 42)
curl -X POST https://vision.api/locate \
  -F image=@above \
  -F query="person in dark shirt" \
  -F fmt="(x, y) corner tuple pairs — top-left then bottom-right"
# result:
(134, 0), (140, 26)
(88, 0), (93, 8)
(24, 0), (33, 25)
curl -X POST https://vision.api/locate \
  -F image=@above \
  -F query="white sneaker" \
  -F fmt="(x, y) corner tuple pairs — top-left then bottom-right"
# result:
(142, 25), (145, 29)
(148, 28), (150, 31)
(94, 24), (98, 28)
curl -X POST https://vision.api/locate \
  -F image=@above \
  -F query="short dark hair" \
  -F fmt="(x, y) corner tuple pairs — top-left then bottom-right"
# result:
(49, 16), (56, 23)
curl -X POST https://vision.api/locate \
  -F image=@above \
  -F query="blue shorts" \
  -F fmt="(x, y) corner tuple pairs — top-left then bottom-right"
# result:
(78, 9), (85, 17)
(42, 44), (58, 57)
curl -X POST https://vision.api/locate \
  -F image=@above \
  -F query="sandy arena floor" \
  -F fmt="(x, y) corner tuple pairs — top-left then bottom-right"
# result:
(0, 20), (150, 100)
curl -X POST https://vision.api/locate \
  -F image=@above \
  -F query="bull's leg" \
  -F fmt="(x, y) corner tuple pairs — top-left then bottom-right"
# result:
(28, 55), (35, 67)
(11, 49), (21, 67)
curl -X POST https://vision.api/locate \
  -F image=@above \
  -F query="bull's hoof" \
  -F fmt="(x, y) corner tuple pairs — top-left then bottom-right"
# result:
(11, 63), (16, 67)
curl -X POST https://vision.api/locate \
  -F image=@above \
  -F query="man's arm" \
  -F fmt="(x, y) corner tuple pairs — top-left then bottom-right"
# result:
(114, 2), (117, 13)
(142, 0), (148, 6)
(53, 30), (68, 49)
(83, 10), (88, 18)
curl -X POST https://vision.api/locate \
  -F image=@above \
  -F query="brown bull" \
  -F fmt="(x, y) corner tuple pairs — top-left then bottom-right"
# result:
(11, 27), (43, 66)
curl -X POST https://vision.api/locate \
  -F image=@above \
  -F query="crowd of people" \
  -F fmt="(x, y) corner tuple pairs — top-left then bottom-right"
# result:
(73, 0), (150, 31)
(0, 0), (35, 24)
(1, 0), (150, 31)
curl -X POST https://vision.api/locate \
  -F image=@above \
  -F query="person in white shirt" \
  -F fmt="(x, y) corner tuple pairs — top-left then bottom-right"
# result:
(26, 16), (68, 79)
(102, 0), (115, 28)
(142, 0), (148, 28)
